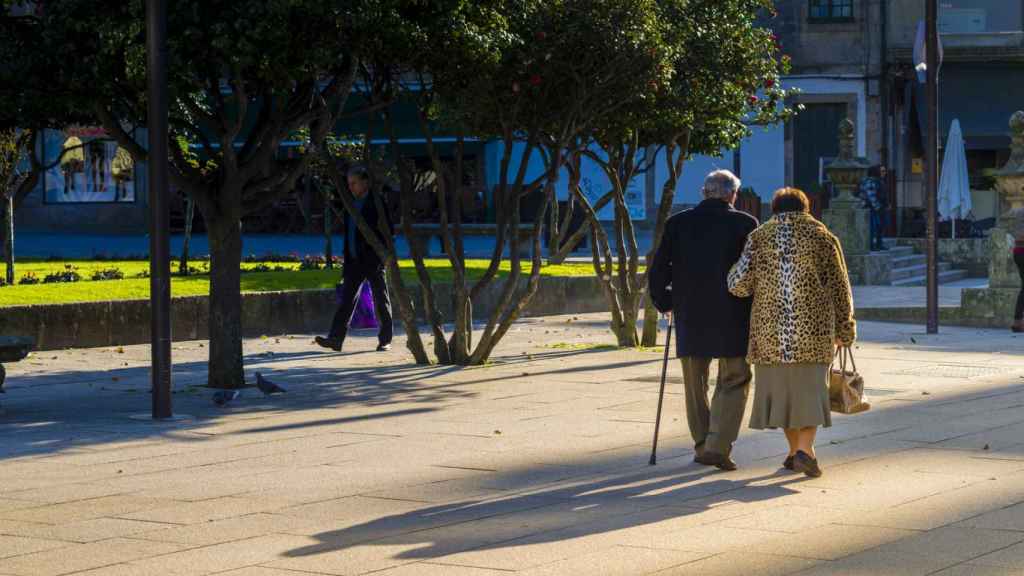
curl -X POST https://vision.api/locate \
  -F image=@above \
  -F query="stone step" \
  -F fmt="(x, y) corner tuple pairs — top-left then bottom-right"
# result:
(890, 262), (953, 282)
(877, 246), (914, 257)
(891, 253), (926, 268)
(890, 268), (970, 287)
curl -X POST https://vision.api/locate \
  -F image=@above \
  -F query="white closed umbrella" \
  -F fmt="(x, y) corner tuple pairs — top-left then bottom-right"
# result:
(937, 119), (972, 238)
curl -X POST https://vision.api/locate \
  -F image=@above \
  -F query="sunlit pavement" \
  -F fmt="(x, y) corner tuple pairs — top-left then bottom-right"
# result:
(2, 314), (1024, 575)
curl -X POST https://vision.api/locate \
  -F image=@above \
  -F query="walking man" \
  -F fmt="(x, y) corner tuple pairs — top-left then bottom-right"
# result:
(648, 170), (758, 470)
(315, 165), (394, 353)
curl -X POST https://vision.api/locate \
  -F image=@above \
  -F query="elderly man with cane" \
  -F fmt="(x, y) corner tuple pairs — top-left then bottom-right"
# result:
(647, 170), (757, 471)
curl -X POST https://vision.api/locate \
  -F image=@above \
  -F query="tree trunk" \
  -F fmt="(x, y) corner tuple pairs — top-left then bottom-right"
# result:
(385, 262), (431, 364)
(321, 180), (333, 269)
(641, 135), (688, 347)
(3, 195), (13, 286)
(206, 217), (245, 389)
(179, 197), (194, 276)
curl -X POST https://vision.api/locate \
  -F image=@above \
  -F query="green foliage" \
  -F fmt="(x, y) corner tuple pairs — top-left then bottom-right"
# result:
(43, 265), (82, 284)
(655, 0), (797, 154)
(90, 268), (125, 281)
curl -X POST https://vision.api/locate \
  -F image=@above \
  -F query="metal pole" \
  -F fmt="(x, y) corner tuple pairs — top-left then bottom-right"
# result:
(925, 0), (939, 334)
(148, 0), (172, 418)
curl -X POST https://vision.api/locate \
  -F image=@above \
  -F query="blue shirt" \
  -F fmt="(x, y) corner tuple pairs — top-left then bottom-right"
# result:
(346, 196), (367, 258)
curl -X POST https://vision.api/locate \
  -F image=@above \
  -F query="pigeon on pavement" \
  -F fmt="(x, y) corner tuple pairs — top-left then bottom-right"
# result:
(212, 389), (239, 407)
(255, 372), (286, 395)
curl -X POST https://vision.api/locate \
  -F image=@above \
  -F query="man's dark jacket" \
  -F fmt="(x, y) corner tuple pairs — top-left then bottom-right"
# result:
(648, 199), (758, 358)
(342, 190), (393, 273)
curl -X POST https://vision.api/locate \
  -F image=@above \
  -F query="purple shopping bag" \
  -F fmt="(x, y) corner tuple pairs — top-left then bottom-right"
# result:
(350, 282), (379, 329)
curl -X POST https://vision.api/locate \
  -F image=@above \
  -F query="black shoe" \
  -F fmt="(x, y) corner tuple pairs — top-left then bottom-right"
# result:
(783, 455), (795, 470)
(315, 336), (342, 352)
(692, 443), (706, 464)
(376, 343), (392, 352)
(793, 450), (822, 478)
(694, 451), (738, 471)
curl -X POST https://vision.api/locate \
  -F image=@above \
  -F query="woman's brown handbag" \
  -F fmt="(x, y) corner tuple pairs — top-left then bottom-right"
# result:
(829, 347), (870, 414)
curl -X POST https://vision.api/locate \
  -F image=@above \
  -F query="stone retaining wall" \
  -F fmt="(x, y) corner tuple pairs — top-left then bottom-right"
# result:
(0, 276), (621, 351)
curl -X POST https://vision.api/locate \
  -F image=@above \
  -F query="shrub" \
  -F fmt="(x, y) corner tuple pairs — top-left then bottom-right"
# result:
(43, 265), (82, 284)
(19, 272), (39, 285)
(135, 269), (150, 279)
(91, 268), (125, 281)
(299, 254), (326, 270)
(0, 276), (6, 287)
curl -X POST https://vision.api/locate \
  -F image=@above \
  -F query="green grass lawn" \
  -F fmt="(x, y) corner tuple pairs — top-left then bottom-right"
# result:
(0, 259), (634, 307)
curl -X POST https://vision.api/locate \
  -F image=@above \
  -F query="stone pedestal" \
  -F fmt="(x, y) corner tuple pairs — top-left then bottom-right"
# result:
(987, 226), (1020, 290)
(821, 118), (872, 281)
(961, 110), (1024, 327)
(823, 202), (871, 258)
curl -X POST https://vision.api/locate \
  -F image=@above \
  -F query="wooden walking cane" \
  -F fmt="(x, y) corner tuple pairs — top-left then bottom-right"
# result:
(649, 315), (673, 466)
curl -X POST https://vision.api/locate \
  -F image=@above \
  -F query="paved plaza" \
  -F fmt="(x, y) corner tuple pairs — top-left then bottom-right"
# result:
(2, 314), (1024, 575)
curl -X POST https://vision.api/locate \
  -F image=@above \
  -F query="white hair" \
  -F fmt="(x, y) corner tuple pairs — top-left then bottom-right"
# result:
(702, 169), (741, 200)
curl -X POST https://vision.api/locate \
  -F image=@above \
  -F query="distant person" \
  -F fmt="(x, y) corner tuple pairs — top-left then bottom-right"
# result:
(859, 166), (889, 251)
(648, 169), (758, 471)
(315, 166), (394, 353)
(728, 187), (856, 478)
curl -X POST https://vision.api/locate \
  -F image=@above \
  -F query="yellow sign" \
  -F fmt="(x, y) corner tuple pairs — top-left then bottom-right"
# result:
(911, 158), (924, 174)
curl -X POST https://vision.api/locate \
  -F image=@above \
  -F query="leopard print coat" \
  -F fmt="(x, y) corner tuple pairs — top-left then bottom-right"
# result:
(727, 212), (856, 365)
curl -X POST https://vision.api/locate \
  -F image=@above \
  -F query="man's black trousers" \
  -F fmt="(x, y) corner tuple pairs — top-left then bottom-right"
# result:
(328, 265), (393, 346)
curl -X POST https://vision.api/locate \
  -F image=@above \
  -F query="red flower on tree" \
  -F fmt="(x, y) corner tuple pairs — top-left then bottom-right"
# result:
(765, 78), (775, 88)
(529, 74), (542, 86)
(748, 95), (759, 105)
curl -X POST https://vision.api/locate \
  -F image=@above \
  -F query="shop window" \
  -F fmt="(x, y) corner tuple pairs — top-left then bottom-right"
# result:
(809, 0), (854, 22)
(42, 127), (139, 204)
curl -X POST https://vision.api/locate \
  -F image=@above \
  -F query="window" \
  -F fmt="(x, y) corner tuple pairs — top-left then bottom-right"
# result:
(809, 0), (853, 22)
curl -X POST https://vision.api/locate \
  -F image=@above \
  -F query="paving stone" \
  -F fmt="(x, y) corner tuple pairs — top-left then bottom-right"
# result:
(862, 526), (1024, 565)
(0, 535), (70, 559)
(0, 496), (178, 524)
(130, 513), (319, 546)
(117, 496), (292, 524)
(124, 534), (315, 576)
(931, 565), (1024, 576)
(372, 563), (513, 575)
(647, 551), (822, 576)
(518, 545), (709, 575)
(4, 317), (1024, 574)
(970, 541), (1024, 569)
(749, 524), (919, 561)
(2, 483), (137, 505)
(0, 537), (183, 576)
(0, 517), (169, 543)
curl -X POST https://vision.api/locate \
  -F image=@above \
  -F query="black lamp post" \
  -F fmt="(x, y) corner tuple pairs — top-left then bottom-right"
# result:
(147, 0), (172, 418)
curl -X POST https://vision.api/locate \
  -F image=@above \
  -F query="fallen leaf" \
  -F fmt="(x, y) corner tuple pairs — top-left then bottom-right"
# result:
(983, 444), (990, 450)
(117, 470), (123, 474)
(922, 391), (931, 396)
(116, 347), (125, 354)
(521, 372), (529, 377)
(910, 337), (917, 344)
(198, 343), (205, 348)
(494, 430), (502, 435)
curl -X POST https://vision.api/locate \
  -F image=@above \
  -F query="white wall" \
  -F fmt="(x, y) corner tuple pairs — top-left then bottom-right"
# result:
(652, 123), (785, 206)
(483, 118), (786, 219)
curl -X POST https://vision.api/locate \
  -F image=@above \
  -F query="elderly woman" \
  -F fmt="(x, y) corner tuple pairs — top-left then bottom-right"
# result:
(727, 188), (856, 478)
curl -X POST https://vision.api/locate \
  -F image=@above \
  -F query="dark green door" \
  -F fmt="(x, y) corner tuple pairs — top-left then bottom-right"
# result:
(793, 103), (847, 215)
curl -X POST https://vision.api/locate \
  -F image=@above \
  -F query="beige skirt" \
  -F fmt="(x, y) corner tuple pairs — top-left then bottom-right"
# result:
(749, 363), (831, 430)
